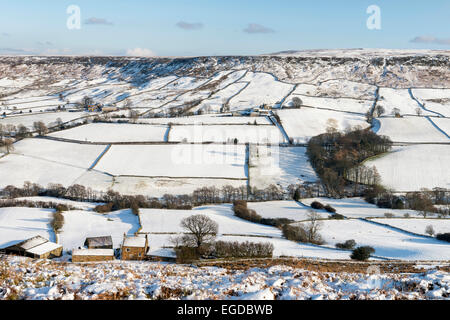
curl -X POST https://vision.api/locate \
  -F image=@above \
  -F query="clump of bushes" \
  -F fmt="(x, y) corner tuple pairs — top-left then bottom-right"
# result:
(51, 211), (65, 232)
(331, 213), (345, 220)
(282, 224), (307, 242)
(233, 200), (262, 223)
(324, 205), (336, 213)
(259, 217), (295, 228)
(174, 246), (199, 264)
(336, 239), (356, 250)
(94, 203), (114, 213)
(436, 233), (450, 242)
(131, 202), (140, 215)
(213, 241), (273, 258)
(350, 246), (375, 261)
(311, 201), (324, 210)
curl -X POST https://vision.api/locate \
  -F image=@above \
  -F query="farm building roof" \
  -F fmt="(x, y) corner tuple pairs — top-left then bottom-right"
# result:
(27, 242), (62, 255)
(84, 236), (113, 248)
(122, 235), (147, 248)
(17, 235), (48, 250)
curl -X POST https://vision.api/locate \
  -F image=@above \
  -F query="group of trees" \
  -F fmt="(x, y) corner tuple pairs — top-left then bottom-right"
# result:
(171, 214), (273, 262)
(0, 181), (287, 212)
(364, 185), (448, 217)
(307, 127), (392, 197)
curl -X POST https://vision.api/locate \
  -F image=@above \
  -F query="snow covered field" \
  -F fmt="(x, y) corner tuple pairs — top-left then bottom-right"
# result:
(412, 88), (450, 117)
(372, 218), (450, 236)
(289, 80), (376, 100)
(249, 146), (318, 189)
(432, 118), (450, 137)
(140, 205), (352, 259)
(286, 94), (372, 114)
(228, 72), (294, 111)
(168, 124), (285, 144)
(139, 115), (271, 125)
(0, 207), (55, 248)
(49, 123), (169, 143)
(375, 116), (449, 143)
(110, 176), (245, 198)
(59, 209), (140, 250)
(276, 108), (369, 143)
(377, 88), (435, 116)
(139, 205), (282, 238)
(247, 200), (329, 220)
(11, 138), (106, 168)
(0, 154), (89, 188)
(300, 197), (423, 219)
(95, 144), (247, 178)
(294, 219), (450, 260)
(364, 145), (450, 191)
(0, 111), (92, 129)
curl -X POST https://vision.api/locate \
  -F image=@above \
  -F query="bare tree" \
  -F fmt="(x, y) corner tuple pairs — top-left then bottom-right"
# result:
(2, 138), (15, 154)
(425, 225), (435, 236)
(33, 121), (48, 136)
(415, 107), (423, 116)
(305, 210), (324, 244)
(375, 105), (385, 117)
(128, 109), (139, 123)
(392, 108), (401, 118)
(179, 214), (218, 249)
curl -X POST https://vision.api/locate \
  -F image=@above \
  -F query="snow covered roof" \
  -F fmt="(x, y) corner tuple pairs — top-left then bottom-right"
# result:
(84, 236), (113, 248)
(19, 236), (48, 250)
(27, 242), (62, 255)
(146, 248), (176, 258)
(122, 235), (147, 248)
(72, 249), (114, 256)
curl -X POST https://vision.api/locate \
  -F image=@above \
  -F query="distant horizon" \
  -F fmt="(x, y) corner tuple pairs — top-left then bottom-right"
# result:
(1, 47), (449, 58)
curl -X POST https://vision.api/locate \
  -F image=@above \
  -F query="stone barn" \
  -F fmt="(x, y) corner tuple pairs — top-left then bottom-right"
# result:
(121, 234), (148, 260)
(84, 236), (113, 249)
(72, 249), (115, 262)
(3, 235), (62, 259)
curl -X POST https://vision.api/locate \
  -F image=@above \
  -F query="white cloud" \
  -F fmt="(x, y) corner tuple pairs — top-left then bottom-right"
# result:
(176, 21), (203, 30)
(84, 17), (114, 26)
(410, 36), (450, 45)
(243, 23), (275, 34)
(126, 48), (156, 57)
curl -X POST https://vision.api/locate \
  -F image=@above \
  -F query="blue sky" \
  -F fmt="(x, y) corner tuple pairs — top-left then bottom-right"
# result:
(0, 0), (449, 56)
